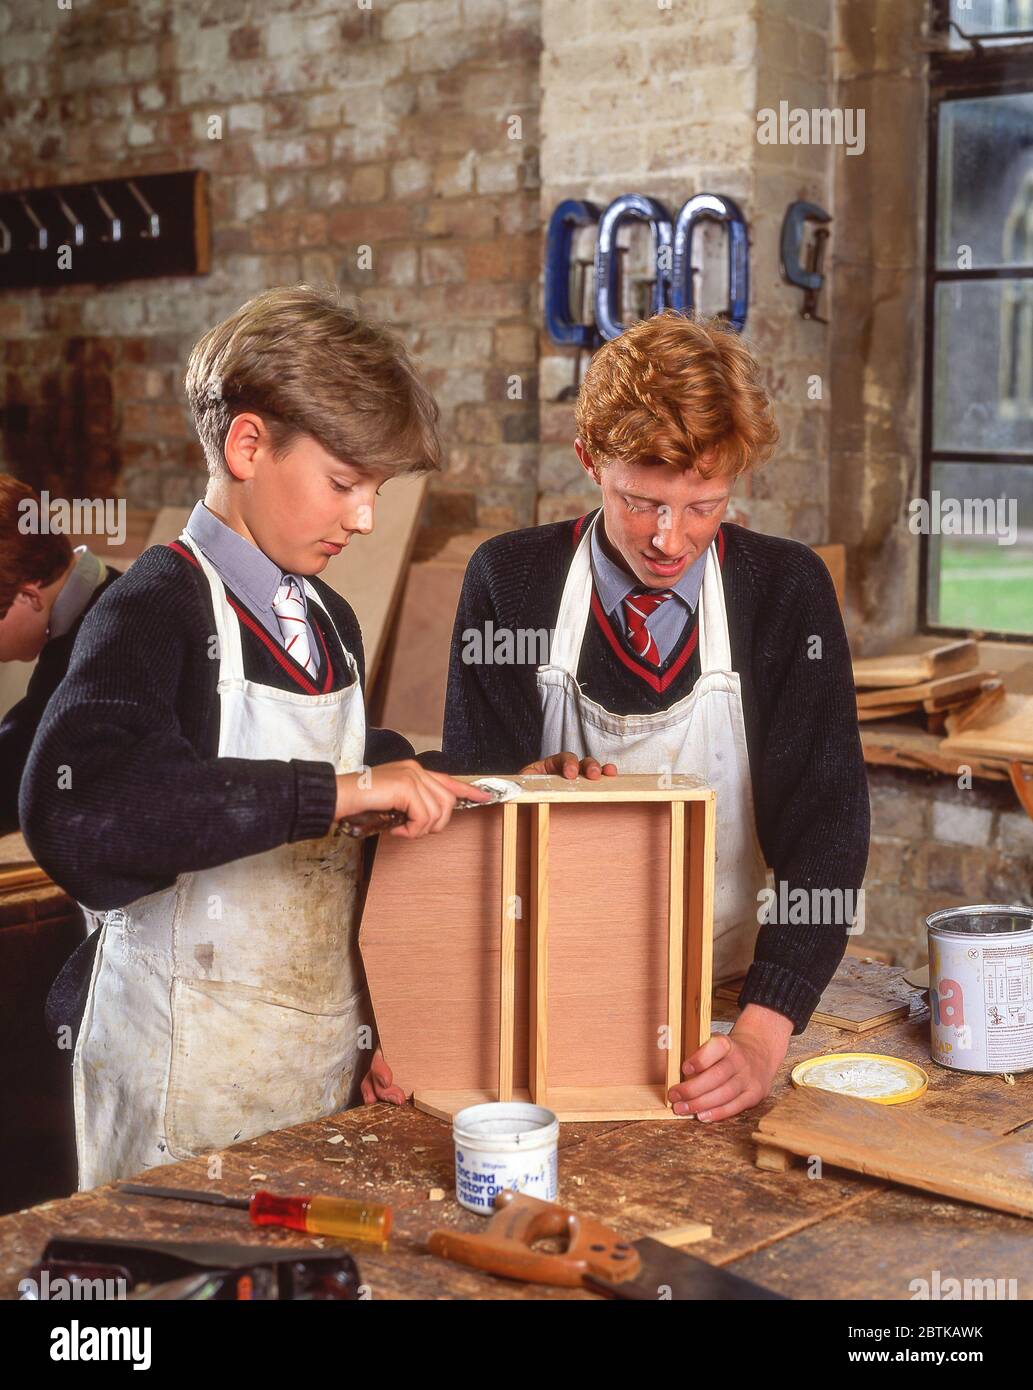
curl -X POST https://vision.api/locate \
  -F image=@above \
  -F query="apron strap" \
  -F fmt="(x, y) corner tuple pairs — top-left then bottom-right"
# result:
(178, 533), (245, 684)
(697, 541), (732, 674)
(548, 515), (596, 674)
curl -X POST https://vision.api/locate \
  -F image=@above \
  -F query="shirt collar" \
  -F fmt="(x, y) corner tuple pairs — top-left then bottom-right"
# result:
(49, 546), (107, 639)
(184, 501), (296, 615)
(589, 514), (707, 616)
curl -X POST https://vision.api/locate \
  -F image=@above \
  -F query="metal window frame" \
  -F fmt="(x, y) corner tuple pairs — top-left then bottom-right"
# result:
(920, 2), (1033, 641)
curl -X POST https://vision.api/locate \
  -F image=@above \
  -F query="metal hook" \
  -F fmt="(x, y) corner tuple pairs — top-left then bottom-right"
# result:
(92, 185), (122, 243)
(127, 180), (159, 239)
(19, 195), (48, 251)
(55, 191), (85, 247)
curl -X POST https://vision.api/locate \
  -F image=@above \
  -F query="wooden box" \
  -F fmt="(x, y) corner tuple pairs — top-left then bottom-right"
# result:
(359, 774), (716, 1122)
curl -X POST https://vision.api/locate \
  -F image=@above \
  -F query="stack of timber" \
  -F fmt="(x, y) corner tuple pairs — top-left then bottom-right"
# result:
(853, 638), (1001, 733)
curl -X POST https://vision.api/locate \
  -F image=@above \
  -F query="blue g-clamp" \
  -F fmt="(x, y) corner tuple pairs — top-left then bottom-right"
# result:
(670, 193), (749, 331)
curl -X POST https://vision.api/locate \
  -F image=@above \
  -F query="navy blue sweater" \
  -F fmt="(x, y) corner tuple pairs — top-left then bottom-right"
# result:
(0, 568), (121, 836)
(20, 543), (414, 911)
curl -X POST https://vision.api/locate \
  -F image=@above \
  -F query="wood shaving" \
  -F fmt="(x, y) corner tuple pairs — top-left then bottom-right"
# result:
(360, 1134), (379, 1143)
(428, 1188), (445, 1201)
(326, 1134), (346, 1144)
(248, 1173), (268, 1182)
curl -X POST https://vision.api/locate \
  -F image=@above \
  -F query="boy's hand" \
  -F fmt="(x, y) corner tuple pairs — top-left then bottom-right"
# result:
(520, 752), (618, 779)
(334, 761), (492, 839)
(360, 1047), (405, 1106)
(667, 1004), (792, 1122)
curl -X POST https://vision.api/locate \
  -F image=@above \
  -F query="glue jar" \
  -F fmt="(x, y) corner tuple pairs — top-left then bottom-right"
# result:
(451, 1102), (559, 1215)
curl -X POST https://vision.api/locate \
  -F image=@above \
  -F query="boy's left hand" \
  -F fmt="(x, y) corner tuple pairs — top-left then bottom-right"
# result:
(360, 1047), (405, 1106)
(667, 1004), (792, 1122)
(521, 752), (618, 779)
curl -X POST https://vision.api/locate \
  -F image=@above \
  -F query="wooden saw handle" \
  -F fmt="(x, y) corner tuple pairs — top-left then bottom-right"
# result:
(426, 1191), (641, 1288)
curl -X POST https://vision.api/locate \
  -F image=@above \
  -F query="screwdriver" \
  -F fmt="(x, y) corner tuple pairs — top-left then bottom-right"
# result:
(117, 1184), (392, 1249)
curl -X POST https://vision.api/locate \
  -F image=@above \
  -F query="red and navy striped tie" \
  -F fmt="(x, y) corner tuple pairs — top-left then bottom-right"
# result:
(622, 588), (675, 666)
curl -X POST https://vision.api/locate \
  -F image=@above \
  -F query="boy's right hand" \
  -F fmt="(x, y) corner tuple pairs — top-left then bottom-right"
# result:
(334, 760), (491, 839)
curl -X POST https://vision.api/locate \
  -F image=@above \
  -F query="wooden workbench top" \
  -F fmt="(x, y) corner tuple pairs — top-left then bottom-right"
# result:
(2, 969), (1031, 1300)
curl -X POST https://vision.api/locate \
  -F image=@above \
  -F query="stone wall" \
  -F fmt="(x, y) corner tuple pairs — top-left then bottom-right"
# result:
(828, 0), (930, 651)
(537, 0), (836, 540)
(865, 768), (1033, 966)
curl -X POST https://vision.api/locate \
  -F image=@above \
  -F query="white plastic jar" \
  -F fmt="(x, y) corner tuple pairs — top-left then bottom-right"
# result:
(451, 1101), (559, 1215)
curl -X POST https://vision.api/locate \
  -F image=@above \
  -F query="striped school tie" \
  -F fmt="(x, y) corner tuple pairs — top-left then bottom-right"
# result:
(272, 574), (318, 678)
(622, 588), (675, 666)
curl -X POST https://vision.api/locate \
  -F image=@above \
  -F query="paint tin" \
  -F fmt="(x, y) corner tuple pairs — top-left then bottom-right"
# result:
(451, 1102), (559, 1216)
(927, 903), (1033, 1074)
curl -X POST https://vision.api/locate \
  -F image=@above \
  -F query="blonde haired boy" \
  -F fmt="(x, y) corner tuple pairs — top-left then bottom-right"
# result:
(22, 285), (487, 1189)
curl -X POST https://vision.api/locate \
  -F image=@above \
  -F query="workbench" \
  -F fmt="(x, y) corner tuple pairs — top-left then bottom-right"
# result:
(2, 965), (1031, 1300)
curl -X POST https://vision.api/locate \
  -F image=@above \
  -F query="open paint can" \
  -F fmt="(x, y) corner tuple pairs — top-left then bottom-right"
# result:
(452, 1102), (559, 1216)
(927, 903), (1033, 1074)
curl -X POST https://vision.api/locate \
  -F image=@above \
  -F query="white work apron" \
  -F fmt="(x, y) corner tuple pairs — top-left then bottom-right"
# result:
(538, 513), (768, 983)
(72, 535), (368, 1190)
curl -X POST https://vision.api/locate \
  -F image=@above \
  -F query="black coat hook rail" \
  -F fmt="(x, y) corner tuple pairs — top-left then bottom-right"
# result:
(0, 169), (209, 290)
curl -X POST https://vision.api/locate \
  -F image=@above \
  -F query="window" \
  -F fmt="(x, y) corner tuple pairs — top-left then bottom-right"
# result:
(923, 5), (1033, 637)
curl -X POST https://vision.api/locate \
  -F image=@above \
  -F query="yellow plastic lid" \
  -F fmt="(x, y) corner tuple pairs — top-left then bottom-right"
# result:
(791, 1052), (929, 1105)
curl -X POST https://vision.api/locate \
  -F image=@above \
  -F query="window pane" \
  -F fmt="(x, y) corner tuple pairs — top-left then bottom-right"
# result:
(933, 280), (1033, 452)
(948, 1), (1033, 41)
(937, 93), (1033, 268)
(927, 461), (1033, 635)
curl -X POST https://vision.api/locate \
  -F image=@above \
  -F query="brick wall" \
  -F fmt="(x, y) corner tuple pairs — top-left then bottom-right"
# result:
(864, 768), (1033, 966)
(0, 0), (541, 529)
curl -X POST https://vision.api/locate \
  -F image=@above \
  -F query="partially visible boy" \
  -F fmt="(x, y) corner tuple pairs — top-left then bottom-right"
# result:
(0, 476), (120, 834)
(21, 285), (487, 1189)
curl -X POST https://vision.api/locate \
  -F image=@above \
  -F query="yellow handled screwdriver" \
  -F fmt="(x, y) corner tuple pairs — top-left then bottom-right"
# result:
(117, 1183), (392, 1249)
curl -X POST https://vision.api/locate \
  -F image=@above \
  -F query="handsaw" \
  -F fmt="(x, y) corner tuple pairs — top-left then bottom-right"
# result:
(337, 778), (515, 839)
(427, 1192), (786, 1300)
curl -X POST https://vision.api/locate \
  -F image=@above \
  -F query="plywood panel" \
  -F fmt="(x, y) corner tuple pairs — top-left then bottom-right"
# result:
(361, 777), (716, 1121)
(753, 1087), (1033, 1220)
(360, 804), (530, 1095)
(545, 802), (671, 1088)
